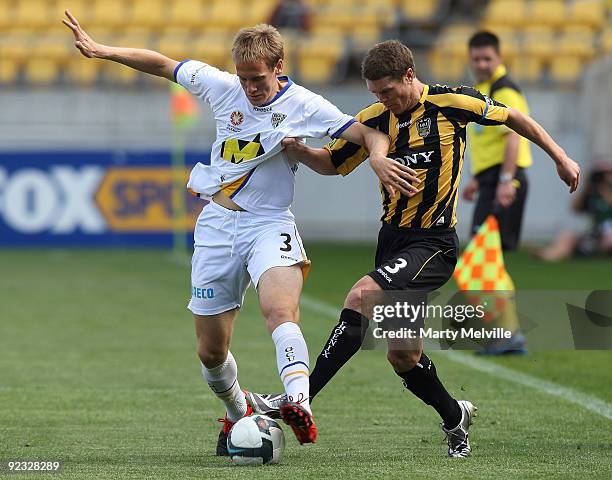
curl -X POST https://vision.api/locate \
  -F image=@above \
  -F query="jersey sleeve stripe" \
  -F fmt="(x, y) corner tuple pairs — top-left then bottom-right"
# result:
(479, 96), (490, 124)
(330, 118), (356, 139)
(173, 59), (191, 83)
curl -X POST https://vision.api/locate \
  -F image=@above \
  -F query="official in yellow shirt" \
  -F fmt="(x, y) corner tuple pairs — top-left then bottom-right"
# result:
(464, 31), (532, 251)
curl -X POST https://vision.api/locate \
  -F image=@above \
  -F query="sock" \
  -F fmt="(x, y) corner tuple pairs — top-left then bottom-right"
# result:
(272, 322), (311, 414)
(202, 351), (248, 423)
(309, 308), (367, 401)
(396, 353), (462, 429)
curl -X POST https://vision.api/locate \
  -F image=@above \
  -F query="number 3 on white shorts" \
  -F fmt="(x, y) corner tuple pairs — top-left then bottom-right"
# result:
(280, 233), (292, 252)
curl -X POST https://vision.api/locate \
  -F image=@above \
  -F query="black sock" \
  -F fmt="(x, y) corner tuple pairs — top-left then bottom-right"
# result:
(396, 353), (462, 429)
(309, 308), (367, 401)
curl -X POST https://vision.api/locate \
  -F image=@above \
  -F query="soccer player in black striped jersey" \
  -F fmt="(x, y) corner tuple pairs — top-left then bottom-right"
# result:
(248, 40), (580, 457)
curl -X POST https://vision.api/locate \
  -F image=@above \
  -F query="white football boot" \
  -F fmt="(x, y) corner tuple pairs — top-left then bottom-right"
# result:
(442, 400), (478, 458)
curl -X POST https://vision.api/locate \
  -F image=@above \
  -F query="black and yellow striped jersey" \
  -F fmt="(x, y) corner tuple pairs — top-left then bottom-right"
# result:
(325, 84), (510, 229)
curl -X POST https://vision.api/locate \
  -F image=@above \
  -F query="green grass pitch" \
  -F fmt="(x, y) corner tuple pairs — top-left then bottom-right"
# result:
(0, 246), (611, 479)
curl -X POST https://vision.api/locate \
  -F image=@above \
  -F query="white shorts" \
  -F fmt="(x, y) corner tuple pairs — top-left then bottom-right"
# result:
(188, 201), (310, 316)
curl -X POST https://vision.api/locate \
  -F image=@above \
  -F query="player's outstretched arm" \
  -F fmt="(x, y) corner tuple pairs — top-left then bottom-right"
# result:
(62, 10), (178, 81)
(281, 138), (337, 175)
(505, 108), (580, 193)
(340, 122), (420, 197)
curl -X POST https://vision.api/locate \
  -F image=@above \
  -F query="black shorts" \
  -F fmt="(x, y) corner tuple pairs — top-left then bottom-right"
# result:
(368, 223), (459, 292)
(471, 165), (528, 251)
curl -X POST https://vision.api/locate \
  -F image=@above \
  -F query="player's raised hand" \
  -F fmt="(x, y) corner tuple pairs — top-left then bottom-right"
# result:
(556, 156), (580, 193)
(369, 154), (420, 198)
(62, 10), (101, 58)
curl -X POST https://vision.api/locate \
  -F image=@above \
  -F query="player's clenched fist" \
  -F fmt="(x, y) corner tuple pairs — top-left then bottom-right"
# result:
(556, 156), (580, 193)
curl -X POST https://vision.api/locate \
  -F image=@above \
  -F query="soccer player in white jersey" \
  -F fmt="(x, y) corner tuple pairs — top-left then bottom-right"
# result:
(63, 11), (418, 453)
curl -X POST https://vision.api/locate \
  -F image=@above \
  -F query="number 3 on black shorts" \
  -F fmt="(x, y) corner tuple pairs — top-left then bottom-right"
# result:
(280, 233), (292, 252)
(384, 257), (407, 274)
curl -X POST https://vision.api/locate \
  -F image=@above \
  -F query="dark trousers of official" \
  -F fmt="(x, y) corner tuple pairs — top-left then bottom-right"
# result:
(471, 165), (529, 251)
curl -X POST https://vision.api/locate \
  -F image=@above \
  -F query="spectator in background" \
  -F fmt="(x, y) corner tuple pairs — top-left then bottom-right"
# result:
(536, 162), (612, 261)
(269, 0), (312, 33)
(463, 31), (532, 354)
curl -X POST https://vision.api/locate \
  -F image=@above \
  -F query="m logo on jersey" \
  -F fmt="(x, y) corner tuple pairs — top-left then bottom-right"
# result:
(271, 112), (287, 128)
(221, 133), (265, 163)
(416, 117), (431, 138)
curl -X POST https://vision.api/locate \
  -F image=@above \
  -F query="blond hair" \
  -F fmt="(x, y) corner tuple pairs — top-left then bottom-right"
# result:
(232, 24), (284, 70)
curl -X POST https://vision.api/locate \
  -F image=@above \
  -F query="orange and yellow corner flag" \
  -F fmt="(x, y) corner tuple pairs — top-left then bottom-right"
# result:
(453, 215), (515, 291)
(170, 82), (198, 128)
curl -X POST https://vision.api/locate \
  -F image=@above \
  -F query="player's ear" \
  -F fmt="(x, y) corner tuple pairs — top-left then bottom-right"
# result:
(405, 68), (415, 84)
(274, 58), (283, 75)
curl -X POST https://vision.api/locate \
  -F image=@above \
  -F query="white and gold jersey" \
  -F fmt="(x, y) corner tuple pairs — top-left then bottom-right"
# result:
(174, 60), (355, 214)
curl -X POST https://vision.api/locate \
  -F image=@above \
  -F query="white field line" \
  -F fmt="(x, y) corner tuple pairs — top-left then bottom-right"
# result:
(300, 294), (612, 421)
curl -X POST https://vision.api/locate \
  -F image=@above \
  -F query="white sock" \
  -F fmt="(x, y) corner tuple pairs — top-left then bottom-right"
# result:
(272, 322), (311, 414)
(202, 351), (248, 422)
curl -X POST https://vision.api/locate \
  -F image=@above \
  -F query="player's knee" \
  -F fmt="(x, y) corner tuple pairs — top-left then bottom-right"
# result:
(387, 349), (422, 372)
(264, 305), (298, 332)
(197, 342), (228, 368)
(344, 276), (379, 312)
(344, 288), (363, 311)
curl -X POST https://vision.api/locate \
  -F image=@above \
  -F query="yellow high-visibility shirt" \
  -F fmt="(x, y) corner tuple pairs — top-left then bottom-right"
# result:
(468, 64), (532, 175)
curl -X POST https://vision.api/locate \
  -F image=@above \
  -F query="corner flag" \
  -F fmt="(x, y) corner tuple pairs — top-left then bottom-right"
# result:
(453, 215), (515, 291)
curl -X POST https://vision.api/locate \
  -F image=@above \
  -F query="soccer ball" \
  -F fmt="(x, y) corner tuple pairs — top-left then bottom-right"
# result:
(227, 414), (285, 465)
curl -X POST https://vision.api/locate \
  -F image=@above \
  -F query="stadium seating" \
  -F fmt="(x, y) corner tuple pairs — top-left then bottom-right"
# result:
(157, 34), (192, 65)
(569, 0), (606, 30)
(0, 60), (20, 84)
(527, 0), (567, 28)
(549, 55), (584, 83)
(428, 50), (467, 83)
(208, 0), (251, 31)
(192, 33), (232, 69)
(558, 26), (596, 60)
(0, 1), (13, 30)
(23, 58), (60, 85)
(522, 26), (556, 62)
(65, 59), (103, 85)
(435, 24), (474, 57)
(350, 24), (383, 54)
(0, 32), (29, 84)
(297, 32), (345, 84)
(131, 0), (166, 30)
(167, 0), (207, 29)
(2, 0), (611, 87)
(601, 28), (612, 54)
(248, 1), (278, 25)
(506, 57), (544, 84)
(400, 0), (443, 24)
(104, 61), (140, 85)
(483, 0), (527, 28)
(14, 0), (55, 30)
(91, 0), (130, 30)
